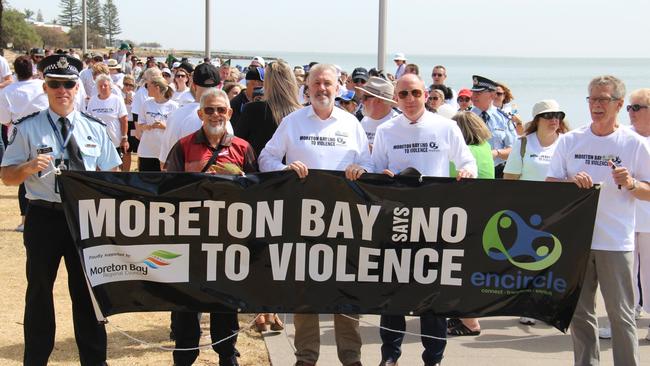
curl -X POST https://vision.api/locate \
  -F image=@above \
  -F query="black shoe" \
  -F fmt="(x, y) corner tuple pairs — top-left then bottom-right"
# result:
(379, 360), (398, 366)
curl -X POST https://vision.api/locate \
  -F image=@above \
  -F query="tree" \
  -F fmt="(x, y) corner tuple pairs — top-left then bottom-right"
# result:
(58, 0), (80, 28)
(0, 0), (4, 49)
(68, 24), (104, 48)
(101, 0), (120, 45)
(36, 9), (43, 22)
(33, 25), (70, 48)
(2, 9), (42, 50)
(86, 0), (103, 35)
(24, 9), (34, 20)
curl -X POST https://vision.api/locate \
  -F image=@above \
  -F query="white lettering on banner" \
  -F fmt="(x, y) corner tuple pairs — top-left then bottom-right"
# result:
(393, 206), (468, 244)
(79, 199), (285, 240)
(202, 243), (250, 281)
(266, 243), (463, 285)
(300, 199), (381, 241)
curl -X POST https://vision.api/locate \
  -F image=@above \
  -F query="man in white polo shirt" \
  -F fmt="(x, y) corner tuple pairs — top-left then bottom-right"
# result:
(259, 63), (371, 366)
(369, 73), (476, 366)
(547, 75), (650, 366)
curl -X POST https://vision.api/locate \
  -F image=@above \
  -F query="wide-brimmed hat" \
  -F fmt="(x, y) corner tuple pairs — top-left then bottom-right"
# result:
(106, 59), (121, 70)
(393, 52), (406, 61)
(532, 99), (565, 119)
(354, 76), (397, 106)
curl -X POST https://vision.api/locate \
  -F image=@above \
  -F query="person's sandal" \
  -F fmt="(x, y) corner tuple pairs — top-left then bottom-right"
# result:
(253, 314), (268, 332)
(270, 314), (284, 331)
(447, 322), (480, 336)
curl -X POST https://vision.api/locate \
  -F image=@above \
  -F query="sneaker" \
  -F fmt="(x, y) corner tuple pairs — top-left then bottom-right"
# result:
(519, 317), (536, 325)
(14, 224), (24, 232)
(598, 327), (611, 339)
(635, 305), (643, 320)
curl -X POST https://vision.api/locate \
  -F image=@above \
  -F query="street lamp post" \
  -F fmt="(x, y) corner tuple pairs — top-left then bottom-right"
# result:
(377, 0), (387, 72)
(82, 0), (87, 54)
(205, 0), (211, 60)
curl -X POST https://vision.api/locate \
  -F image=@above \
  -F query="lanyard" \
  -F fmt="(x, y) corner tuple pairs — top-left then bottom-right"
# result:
(46, 112), (75, 152)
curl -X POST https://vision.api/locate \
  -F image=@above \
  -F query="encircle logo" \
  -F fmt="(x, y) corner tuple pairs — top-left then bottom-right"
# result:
(141, 250), (182, 269)
(482, 210), (562, 271)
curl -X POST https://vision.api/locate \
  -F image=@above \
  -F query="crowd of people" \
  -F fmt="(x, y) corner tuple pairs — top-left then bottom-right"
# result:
(0, 45), (649, 366)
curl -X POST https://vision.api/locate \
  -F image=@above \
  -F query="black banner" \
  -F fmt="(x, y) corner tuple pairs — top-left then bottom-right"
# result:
(59, 170), (600, 331)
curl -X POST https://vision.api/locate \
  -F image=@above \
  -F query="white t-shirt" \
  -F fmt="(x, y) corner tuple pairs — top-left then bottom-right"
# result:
(259, 105), (372, 172)
(0, 56), (11, 79)
(361, 110), (399, 145)
(131, 86), (151, 119)
(172, 89), (195, 107)
(137, 99), (179, 159)
(436, 103), (457, 119)
(504, 133), (559, 181)
(80, 68), (95, 96)
(633, 128), (650, 232)
(86, 94), (128, 147)
(371, 111), (477, 177)
(547, 125), (650, 251)
(0, 79), (45, 124)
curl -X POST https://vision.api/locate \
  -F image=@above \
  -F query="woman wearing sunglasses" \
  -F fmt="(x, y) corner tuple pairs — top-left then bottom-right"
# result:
(172, 70), (194, 106)
(121, 75), (137, 171)
(504, 99), (570, 326)
(136, 76), (179, 171)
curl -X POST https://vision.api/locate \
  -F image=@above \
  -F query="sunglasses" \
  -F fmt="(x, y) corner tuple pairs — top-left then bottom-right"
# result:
(397, 89), (423, 99)
(457, 97), (471, 102)
(175, 74), (187, 79)
(538, 111), (565, 120)
(496, 92), (505, 96)
(123, 83), (135, 88)
(203, 106), (228, 115)
(46, 80), (77, 89)
(352, 78), (366, 84)
(627, 104), (649, 112)
(432, 73), (444, 77)
(428, 96), (440, 101)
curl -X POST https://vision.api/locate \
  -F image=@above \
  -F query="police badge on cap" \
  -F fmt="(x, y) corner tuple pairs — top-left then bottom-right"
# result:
(38, 54), (83, 79)
(471, 75), (498, 92)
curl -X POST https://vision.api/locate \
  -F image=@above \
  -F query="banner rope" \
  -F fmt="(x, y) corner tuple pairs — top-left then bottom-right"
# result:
(107, 313), (262, 351)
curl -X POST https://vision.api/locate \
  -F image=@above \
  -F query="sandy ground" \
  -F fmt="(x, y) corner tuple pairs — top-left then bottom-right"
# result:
(0, 182), (271, 365)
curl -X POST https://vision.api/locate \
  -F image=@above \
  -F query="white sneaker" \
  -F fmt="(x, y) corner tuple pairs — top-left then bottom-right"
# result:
(645, 328), (650, 341)
(519, 317), (536, 325)
(14, 224), (24, 232)
(635, 305), (643, 320)
(598, 327), (611, 339)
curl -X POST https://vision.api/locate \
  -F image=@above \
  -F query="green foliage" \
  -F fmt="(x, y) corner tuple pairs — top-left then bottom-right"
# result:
(86, 0), (103, 35)
(101, 0), (120, 45)
(24, 8), (34, 20)
(58, 0), (80, 27)
(2, 9), (42, 50)
(68, 24), (105, 49)
(33, 25), (70, 49)
(139, 42), (162, 48)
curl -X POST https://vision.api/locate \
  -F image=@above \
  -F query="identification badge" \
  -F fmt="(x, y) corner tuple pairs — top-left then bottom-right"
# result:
(37, 147), (54, 154)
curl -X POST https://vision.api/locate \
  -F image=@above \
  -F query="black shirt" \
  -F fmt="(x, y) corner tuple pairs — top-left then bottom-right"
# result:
(234, 101), (279, 157)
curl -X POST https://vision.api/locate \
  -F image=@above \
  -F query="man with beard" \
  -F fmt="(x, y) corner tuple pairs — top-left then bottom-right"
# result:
(165, 89), (256, 366)
(259, 63), (371, 366)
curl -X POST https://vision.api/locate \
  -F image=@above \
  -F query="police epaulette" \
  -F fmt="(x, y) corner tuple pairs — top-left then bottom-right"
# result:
(81, 111), (107, 126)
(13, 111), (40, 125)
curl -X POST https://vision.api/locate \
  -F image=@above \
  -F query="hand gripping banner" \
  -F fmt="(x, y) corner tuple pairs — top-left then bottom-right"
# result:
(58, 170), (600, 331)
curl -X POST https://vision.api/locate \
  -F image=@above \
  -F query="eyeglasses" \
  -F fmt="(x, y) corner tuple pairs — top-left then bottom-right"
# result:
(123, 83), (135, 88)
(627, 104), (649, 112)
(586, 96), (618, 104)
(496, 92), (505, 96)
(432, 73), (444, 77)
(202, 106), (228, 115)
(538, 111), (565, 120)
(352, 78), (367, 84)
(362, 95), (376, 101)
(175, 74), (187, 79)
(457, 97), (470, 102)
(397, 89), (423, 99)
(46, 80), (77, 89)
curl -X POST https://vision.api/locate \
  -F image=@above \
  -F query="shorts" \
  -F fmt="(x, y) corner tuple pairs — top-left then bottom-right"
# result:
(127, 120), (140, 152)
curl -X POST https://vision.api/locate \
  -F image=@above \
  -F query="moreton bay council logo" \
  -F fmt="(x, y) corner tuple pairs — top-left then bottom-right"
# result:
(141, 250), (182, 269)
(482, 210), (562, 271)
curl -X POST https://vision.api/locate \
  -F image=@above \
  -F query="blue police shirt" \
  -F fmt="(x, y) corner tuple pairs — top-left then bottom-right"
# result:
(471, 105), (516, 166)
(1, 109), (121, 202)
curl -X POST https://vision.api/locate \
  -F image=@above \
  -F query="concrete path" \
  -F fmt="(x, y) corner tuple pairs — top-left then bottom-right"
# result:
(263, 291), (650, 366)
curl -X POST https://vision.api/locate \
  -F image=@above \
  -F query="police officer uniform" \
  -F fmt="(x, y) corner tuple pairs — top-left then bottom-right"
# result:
(0, 55), (121, 366)
(470, 75), (516, 178)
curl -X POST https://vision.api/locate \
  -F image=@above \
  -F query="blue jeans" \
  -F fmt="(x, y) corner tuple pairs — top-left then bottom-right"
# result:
(380, 313), (446, 364)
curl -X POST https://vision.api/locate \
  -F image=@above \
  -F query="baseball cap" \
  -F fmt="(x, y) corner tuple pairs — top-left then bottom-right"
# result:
(193, 63), (221, 87)
(351, 67), (369, 82)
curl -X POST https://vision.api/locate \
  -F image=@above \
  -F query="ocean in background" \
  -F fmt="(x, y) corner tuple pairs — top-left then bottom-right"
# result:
(191, 50), (650, 128)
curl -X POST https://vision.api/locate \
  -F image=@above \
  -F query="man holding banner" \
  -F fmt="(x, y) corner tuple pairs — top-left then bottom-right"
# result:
(547, 75), (650, 366)
(259, 63), (372, 366)
(366, 73), (476, 366)
(165, 88), (256, 366)
(1, 54), (121, 366)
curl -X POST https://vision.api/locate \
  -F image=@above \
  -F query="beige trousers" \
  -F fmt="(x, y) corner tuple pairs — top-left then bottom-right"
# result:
(294, 314), (361, 365)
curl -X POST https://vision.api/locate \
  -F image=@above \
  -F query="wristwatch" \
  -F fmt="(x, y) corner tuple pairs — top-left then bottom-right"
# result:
(627, 178), (638, 191)
(121, 135), (128, 140)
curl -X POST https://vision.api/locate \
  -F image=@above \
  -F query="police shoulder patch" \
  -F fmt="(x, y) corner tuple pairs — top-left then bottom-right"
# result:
(13, 111), (40, 125)
(80, 111), (106, 126)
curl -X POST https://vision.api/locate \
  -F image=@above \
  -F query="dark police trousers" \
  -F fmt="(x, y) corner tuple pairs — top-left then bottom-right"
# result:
(172, 311), (239, 366)
(380, 313), (447, 364)
(23, 204), (107, 366)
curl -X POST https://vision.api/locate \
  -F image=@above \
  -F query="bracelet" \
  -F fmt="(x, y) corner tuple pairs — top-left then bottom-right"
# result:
(121, 135), (128, 139)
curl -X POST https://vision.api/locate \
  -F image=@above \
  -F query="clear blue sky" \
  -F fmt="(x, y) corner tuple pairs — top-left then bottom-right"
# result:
(9, 0), (650, 58)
